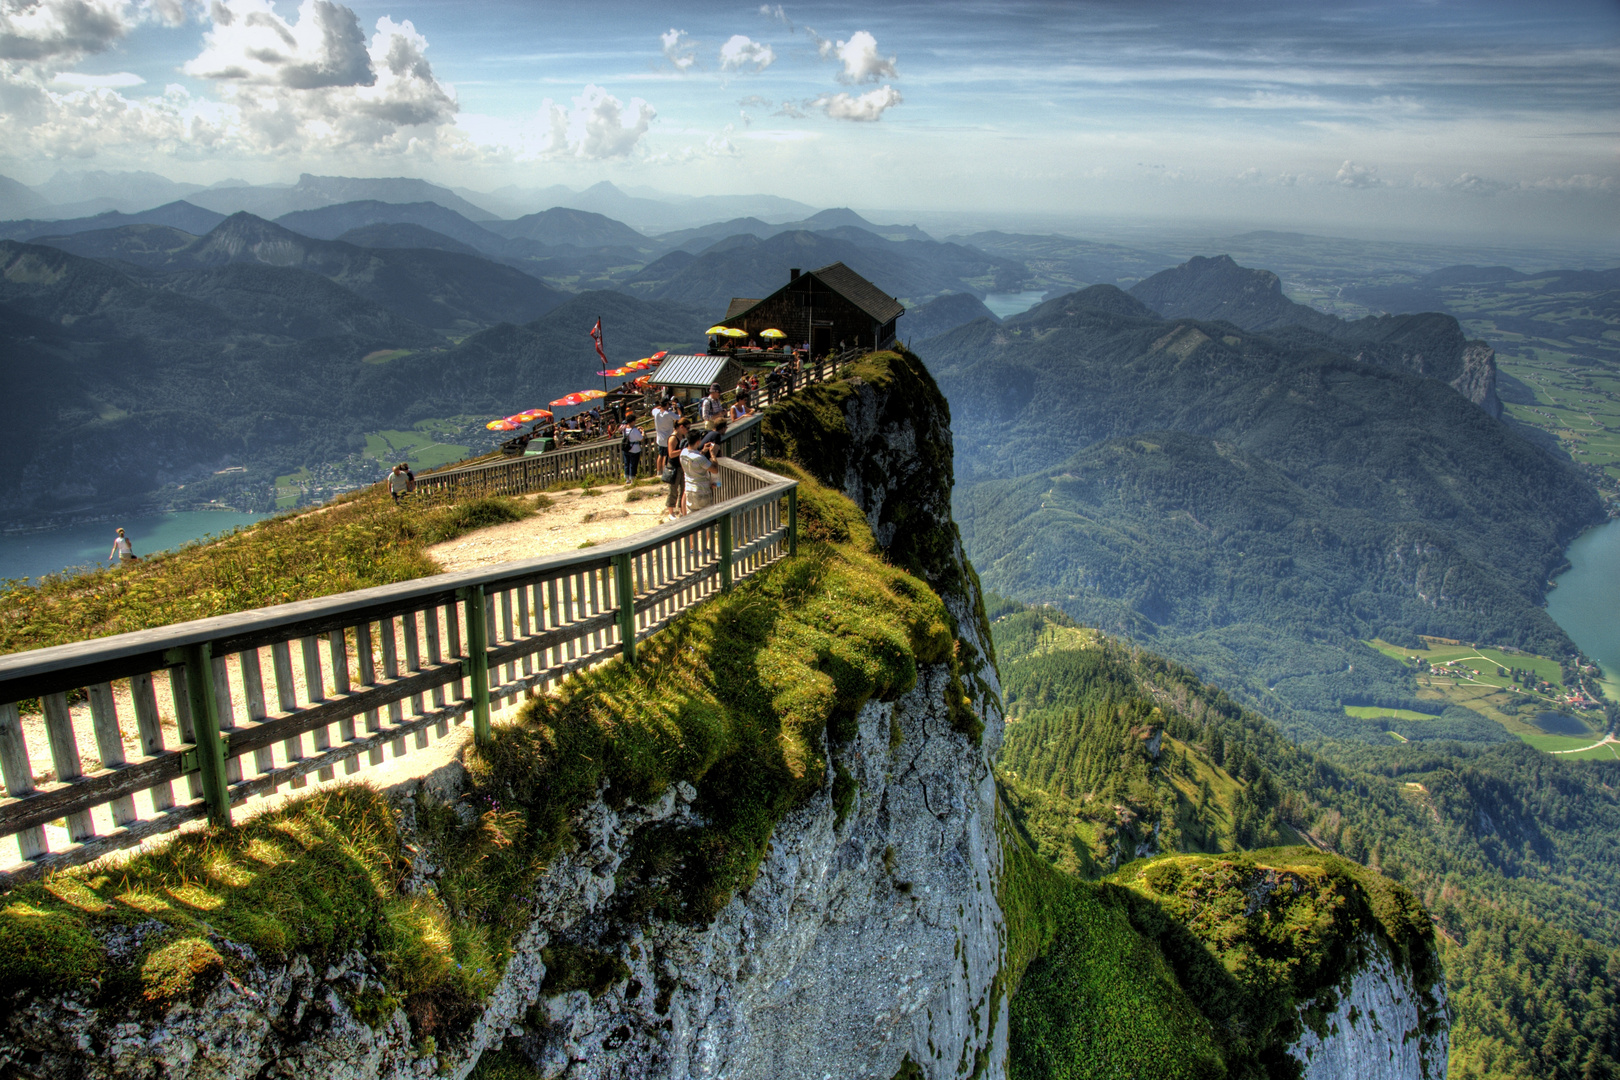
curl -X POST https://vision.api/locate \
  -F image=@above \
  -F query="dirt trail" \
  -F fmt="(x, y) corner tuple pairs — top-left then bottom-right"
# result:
(425, 480), (675, 572)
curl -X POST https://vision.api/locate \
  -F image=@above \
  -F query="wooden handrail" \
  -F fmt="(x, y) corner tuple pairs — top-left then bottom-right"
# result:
(0, 458), (796, 884)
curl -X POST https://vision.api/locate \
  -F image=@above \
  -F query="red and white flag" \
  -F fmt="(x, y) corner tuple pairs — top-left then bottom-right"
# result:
(590, 318), (608, 365)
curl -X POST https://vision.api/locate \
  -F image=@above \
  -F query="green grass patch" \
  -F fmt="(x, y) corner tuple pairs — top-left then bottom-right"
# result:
(0, 787), (503, 1045)
(1099, 848), (1442, 1078)
(361, 349), (415, 365)
(0, 492), (534, 654)
(1344, 705), (1437, 722)
(999, 808), (1227, 1080)
(363, 425), (469, 471)
(1517, 732), (1617, 757)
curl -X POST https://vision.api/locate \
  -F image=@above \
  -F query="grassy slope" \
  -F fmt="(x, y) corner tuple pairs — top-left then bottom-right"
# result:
(0, 469), (956, 1060)
(0, 491), (536, 655)
(993, 598), (1620, 1080)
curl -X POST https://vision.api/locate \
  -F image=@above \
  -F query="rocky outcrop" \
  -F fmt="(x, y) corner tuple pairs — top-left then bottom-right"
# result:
(1448, 342), (1502, 417)
(1291, 933), (1450, 1080)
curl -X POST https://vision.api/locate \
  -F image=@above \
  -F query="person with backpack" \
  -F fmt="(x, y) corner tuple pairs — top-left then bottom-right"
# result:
(620, 412), (645, 482)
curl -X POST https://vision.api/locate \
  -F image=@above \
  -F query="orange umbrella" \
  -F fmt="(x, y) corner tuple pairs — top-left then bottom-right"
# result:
(651, 351), (667, 360)
(596, 366), (633, 377)
(507, 409), (553, 424)
(486, 419), (520, 432)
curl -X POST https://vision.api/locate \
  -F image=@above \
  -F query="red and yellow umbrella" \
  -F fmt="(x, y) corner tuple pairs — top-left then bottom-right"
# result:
(507, 409), (553, 424)
(596, 366), (633, 377)
(651, 351), (667, 360)
(550, 389), (609, 407)
(486, 419), (520, 432)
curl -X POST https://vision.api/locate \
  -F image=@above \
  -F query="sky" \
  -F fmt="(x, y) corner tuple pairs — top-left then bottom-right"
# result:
(1, 0), (1617, 242)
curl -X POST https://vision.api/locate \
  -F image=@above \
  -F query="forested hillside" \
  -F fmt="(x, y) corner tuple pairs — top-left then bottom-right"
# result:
(993, 599), (1620, 1080)
(930, 283), (1602, 737)
(0, 235), (700, 518)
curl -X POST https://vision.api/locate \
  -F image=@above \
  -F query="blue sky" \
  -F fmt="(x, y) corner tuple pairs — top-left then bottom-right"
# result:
(1, 0), (1616, 240)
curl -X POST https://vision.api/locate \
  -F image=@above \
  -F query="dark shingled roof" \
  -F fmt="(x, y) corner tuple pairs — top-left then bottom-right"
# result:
(725, 297), (762, 319)
(809, 262), (905, 323)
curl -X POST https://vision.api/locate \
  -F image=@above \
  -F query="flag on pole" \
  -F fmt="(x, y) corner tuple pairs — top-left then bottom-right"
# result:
(590, 317), (607, 366)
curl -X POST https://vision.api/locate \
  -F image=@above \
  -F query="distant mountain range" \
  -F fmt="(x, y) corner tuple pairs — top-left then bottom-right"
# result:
(1130, 255), (1503, 416)
(34, 212), (565, 334)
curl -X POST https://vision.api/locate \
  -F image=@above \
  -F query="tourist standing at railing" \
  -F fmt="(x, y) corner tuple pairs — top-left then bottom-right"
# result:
(620, 413), (645, 482)
(681, 430), (720, 510)
(700, 383), (726, 431)
(662, 418), (691, 523)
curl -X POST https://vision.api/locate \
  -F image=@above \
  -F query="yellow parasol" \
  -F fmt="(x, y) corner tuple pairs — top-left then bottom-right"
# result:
(760, 328), (787, 339)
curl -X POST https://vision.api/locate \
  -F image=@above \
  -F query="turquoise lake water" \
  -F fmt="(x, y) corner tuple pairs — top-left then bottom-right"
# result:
(1546, 517), (1620, 695)
(982, 290), (1049, 319)
(0, 511), (268, 584)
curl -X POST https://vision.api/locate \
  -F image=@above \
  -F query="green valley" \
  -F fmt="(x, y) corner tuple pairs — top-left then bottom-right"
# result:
(991, 598), (1620, 1080)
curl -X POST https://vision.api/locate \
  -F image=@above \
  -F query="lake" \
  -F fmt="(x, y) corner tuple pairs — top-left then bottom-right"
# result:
(982, 290), (1050, 319)
(0, 510), (268, 584)
(1546, 517), (1620, 698)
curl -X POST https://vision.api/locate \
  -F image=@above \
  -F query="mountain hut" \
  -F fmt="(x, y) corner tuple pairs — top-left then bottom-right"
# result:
(717, 262), (905, 356)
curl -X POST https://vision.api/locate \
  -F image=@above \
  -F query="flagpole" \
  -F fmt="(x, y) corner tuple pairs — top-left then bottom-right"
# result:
(599, 315), (607, 397)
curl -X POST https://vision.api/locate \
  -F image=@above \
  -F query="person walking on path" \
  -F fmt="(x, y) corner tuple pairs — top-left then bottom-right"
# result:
(109, 528), (136, 565)
(388, 462), (413, 505)
(620, 414), (645, 482)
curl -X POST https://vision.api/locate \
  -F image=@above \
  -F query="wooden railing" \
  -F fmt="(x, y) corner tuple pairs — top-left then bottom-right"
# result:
(411, 346), (863, 504)
(0, 459), (797, 885)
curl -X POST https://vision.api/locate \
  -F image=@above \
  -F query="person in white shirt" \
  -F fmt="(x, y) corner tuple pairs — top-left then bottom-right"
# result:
(652, 397), (679, 472)
(109, 528), (135, 564)
(681, 438), (719, 510)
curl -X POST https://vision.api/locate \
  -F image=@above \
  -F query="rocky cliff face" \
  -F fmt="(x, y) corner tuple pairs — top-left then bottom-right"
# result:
(1291, 933), (1450, 1080)
(0, 350), (1009, 1080)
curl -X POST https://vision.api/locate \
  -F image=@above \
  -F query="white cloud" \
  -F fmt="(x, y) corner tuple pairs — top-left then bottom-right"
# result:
(1447, 172), (1507, 195)
(2, 4), (461, 161)
(186, 0), (373, 89)
(758, 4), (790, 30)
(1335, 159), (1381, 188)
(52, 68), (142, 86)
(1526, 173), (1615, 194)
(813, 84), (899, 122)
(660, 27), (694, 71)
(0, 0), (132, 62)
(719, 33), (773, 72)
(544, 83), (654, 159)
(833, 30), (894, 84)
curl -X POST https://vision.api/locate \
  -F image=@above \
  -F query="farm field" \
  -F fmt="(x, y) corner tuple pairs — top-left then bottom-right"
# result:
(1362, 636), (1605, 746)
(1343, 705), (1435, 722)
(362, 417), (477, 471)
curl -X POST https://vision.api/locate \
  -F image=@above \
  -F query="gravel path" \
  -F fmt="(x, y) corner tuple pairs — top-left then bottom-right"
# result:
(426, 481), (676, 572)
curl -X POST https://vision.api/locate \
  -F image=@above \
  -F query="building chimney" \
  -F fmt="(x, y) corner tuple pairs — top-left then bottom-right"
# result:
(790, 268), (801, 281)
